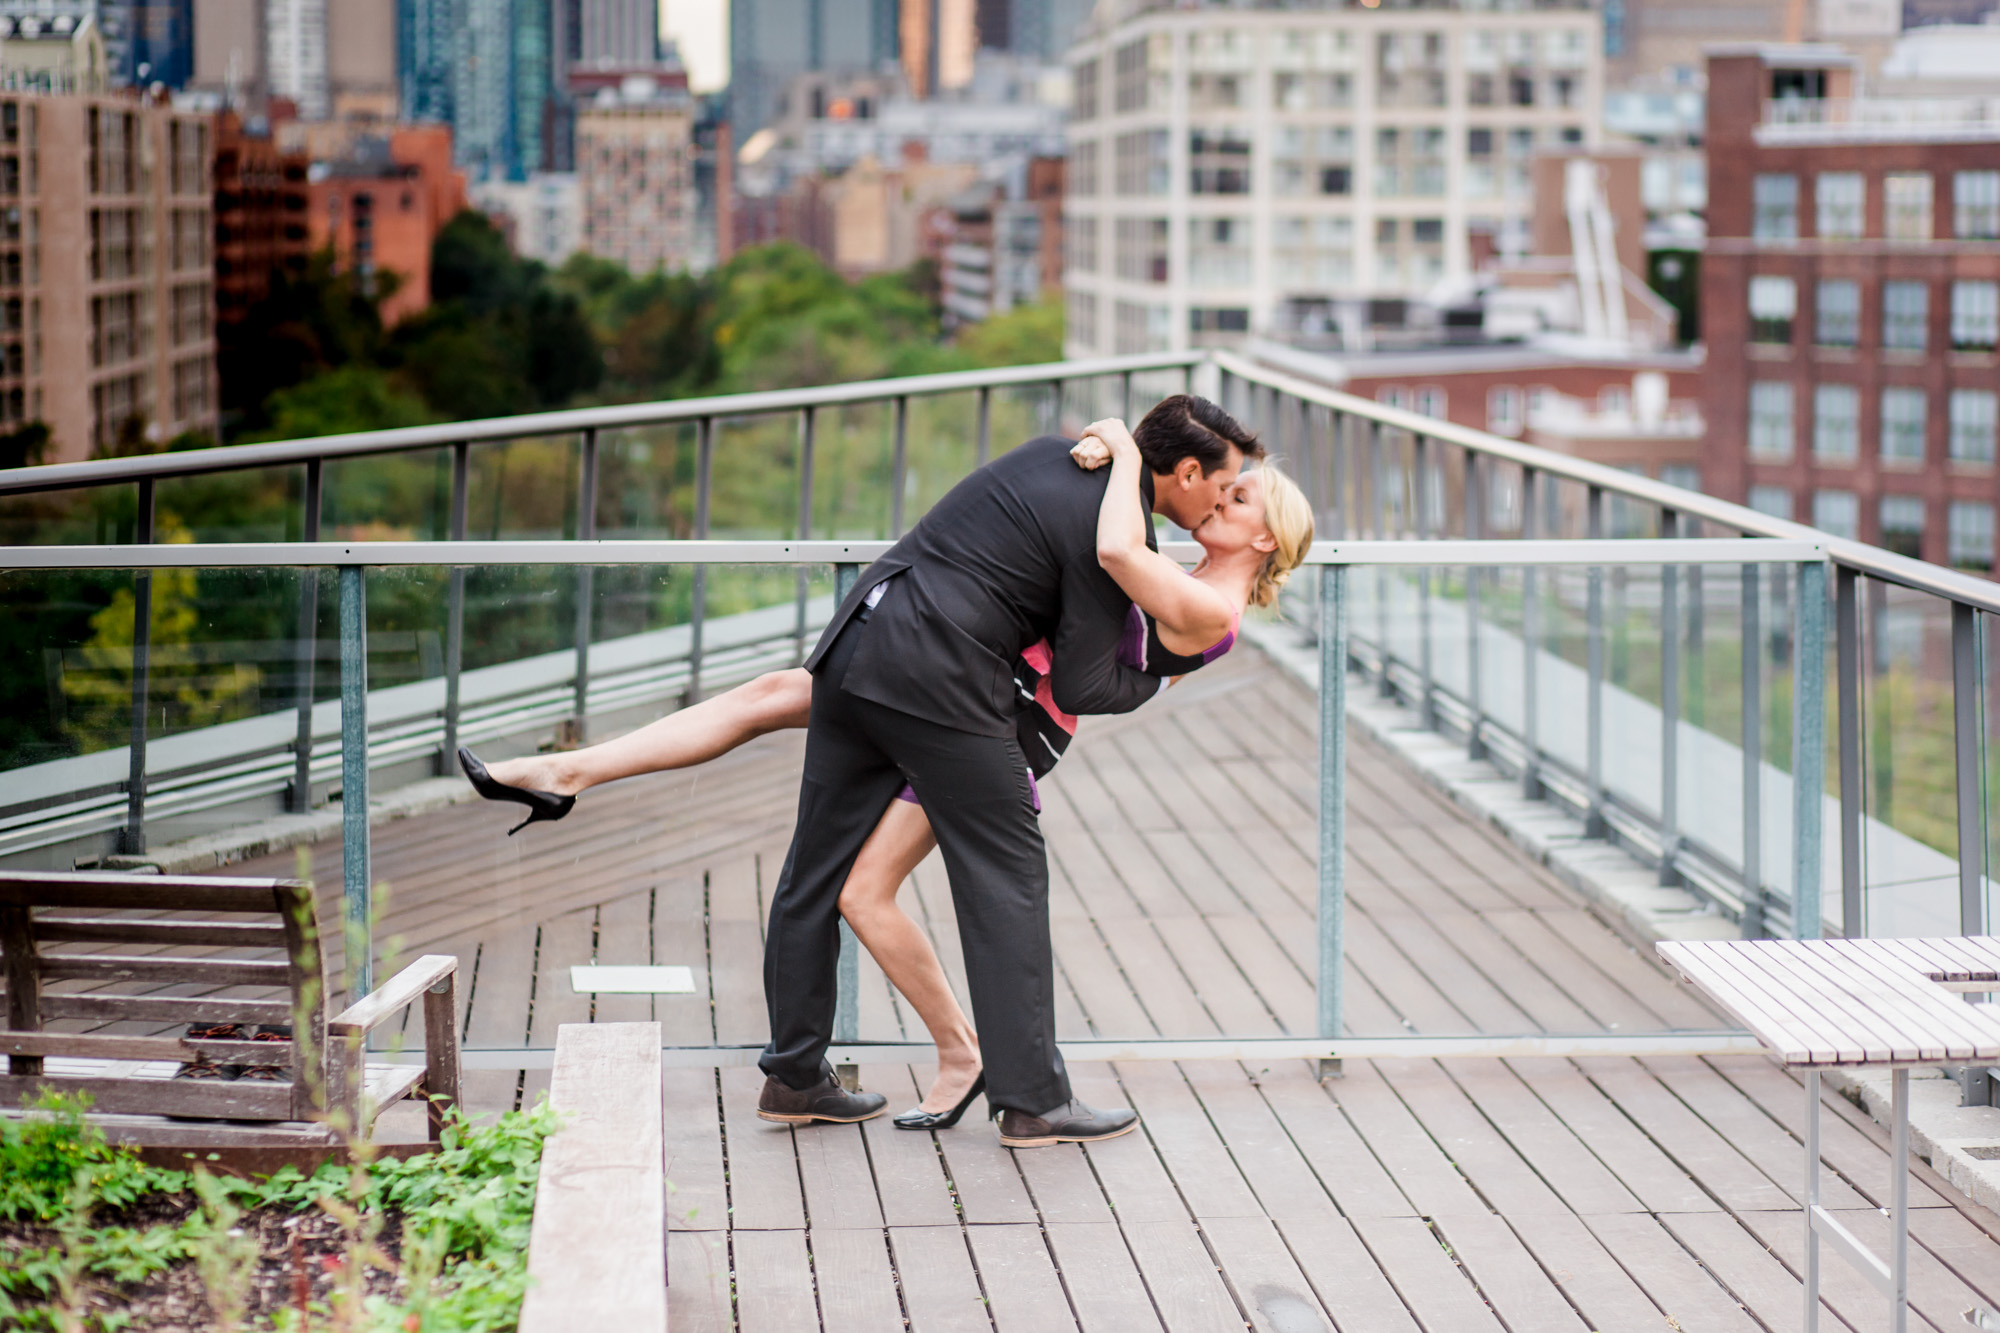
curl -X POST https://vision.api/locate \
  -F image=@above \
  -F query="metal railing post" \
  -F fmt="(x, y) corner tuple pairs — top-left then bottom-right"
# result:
(1659, 510), (1681, 885)
(121, 477), (155, 854)
(1416, 435), (1435, 729)
(1688, 542), (1706, 729)
(339, 563), (372, 999)
(570, 428), (598, 744)
(1318, 561), (1348, 1080)
(1521, 467), (1542, 800)
(1465, 451), (1486, 761)
(795, 408), (816, 665)
(1743, 562), (1766, 938)
(976, 386), (992, 466)
(1792, 560), (1828, 939)
(1835, 566), (1862, 939)
(440, 445), (468, 769)
(1372, 422), (1391, 697)
(1121, 369), (1133, 422)
(291, 459), (323, 810)
(1328, 412), (1346, 539)
(1955, 601), (1985, 935)
(891, 395), (909, 537)
(1585, 485), (1606, 838)
(833, 560), (861, 1083)
(687, 417), (713, 704)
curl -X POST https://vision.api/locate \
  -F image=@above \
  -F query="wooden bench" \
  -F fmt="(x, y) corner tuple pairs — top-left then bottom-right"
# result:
(0, 869), (461, 1148)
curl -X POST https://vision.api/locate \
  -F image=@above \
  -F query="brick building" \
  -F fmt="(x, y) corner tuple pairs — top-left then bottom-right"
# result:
(577, 77), (695, 275)
(307, 124), (465, 325)
(212, 108), (308, 415)
(1700, 44), (2000, 571)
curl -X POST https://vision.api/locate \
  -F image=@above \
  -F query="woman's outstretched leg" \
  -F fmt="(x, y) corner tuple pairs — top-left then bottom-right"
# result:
(838, 799), (983, 1114)
(484, 669), (813, 796)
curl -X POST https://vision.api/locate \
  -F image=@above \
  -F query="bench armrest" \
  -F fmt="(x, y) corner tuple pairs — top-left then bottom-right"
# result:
(328, 955), (457, 1036)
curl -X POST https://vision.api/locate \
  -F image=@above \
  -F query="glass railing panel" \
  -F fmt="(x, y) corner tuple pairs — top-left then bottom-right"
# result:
(990, 379), (1061, 459)
(0, 482), (151, 545)
(904, 390), (981, 522)
(1599, 564), (1668, 819)
(458, 432), (587, 540)
(154, 461), (310, 543)
(320, 443), (474, 542)
(710, 412), (801, 540)
(595, 420), (700, 539)
(816, 399), (897, 538)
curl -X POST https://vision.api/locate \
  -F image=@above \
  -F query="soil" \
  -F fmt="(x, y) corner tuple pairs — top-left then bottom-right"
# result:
(1, 1193), (408, 1330)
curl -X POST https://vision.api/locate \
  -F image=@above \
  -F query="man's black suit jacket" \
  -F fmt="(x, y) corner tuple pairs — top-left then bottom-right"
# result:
(804, 435), (1162, 738)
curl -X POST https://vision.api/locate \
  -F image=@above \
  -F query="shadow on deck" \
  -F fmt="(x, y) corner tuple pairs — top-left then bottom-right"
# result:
(231, 646), (2000, 1332)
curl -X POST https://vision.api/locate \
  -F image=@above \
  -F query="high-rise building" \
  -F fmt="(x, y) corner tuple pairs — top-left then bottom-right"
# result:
(579, 0), (655, 64)
(397, 0), (554, 180)
(265, 0), (324, 117)
(127, 0), (192, 85)
(1062, 0), (1602, 357)
(577, 77), (694, 272)
(327, 0), (397, 121)
(397, 0), (454, 124)
(1699, 44), (2000, 573)
(730, 0), (898, 141)
(0, 3), (162, 86)
(190, 0), (263, 106)
(212, 107), (308, 415)
(18, 92), (219, 459)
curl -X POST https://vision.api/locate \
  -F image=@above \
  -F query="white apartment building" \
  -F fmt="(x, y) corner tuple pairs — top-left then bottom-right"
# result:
(577, 77), (695, 274)
(1063, 0), (1602, 356)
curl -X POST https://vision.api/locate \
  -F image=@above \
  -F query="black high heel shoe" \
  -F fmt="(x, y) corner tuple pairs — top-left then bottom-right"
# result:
(894, 1072), (986, 1130)
(458, 747), (575, 835)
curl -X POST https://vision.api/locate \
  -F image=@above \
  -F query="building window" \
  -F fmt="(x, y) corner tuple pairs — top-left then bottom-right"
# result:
(1272, 216), (1353, 287)
(1950, 389), (1998, 464)
(1064, 214), (1097, 273)
(1749, 381), (1794, 460)
(1813, 490), (1858, 538)
(1114, 131), (1170, 197)
(1070, 141), (1097, 197)
(1815, 172), (1864, 240)
(1114, 37), (1167, 113)
(1272, 126), (1351, 197)
(1951, 281), (1999, 351)
(1885, 172), (1934, 241)
(1274, 71), (1350, 110)
(1188, 217), (1251, 287)
(1753, 174), (1798, 241)
(1882, 281), (1928, 351)
(1488, 386), (1523, 436)
(1956, 170), (2000, 240)
(1375, 31), (1446, 109)
(1813, 384), (1859, 461)
(1816, 279), (1859, 347)
(1749, 275), (1795, 344)
(1374, 127), (1446, 198)
(1071, 59), (1098, 120)
(1950, 501), (1995, 571)
(1066, 289), (1098, 349)
(1879, 387), (1926, 463)
(1879, 495), (1925, 559)
(1414, 388), (1447, 419)
(1189, 129), (1252, 195)
(1189, 307), (1250, 335)
(1114, 218), (1169, 284)
(1113, 299), (1171, 353)
(1189, 72), (1245, 111)
(1748, 485), (1794, 520)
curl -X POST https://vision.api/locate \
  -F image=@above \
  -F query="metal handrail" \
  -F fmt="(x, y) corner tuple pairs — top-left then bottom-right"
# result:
(1212, 349), (2000, 614)
(0, 351), (1203, 497)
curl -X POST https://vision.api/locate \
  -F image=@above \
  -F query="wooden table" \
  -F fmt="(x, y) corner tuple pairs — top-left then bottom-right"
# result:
(1658, 936), (2000, 1333)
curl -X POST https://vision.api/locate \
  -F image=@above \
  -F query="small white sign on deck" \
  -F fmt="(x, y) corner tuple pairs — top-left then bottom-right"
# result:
(569, 965), (697, 995)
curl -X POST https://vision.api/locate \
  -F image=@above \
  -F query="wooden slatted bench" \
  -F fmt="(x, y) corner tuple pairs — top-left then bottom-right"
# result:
(0, 869), (461, 1149)
(1659, 936), (2000, 1333)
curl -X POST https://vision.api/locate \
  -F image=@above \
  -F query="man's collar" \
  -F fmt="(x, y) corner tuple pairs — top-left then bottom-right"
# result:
(1141, 469), (1157, 514)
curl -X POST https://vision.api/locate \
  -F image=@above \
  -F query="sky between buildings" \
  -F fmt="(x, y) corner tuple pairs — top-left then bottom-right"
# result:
(664, 0), (729, 93)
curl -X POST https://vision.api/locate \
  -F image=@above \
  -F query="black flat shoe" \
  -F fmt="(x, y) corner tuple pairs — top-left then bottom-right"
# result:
(894, 1072), (986, 1130)
(458, 747), (575, 835)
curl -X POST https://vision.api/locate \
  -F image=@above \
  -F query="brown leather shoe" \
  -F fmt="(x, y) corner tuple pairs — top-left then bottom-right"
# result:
(996, 1098), (1138, 1148)
(756, 1072), (888, 1125)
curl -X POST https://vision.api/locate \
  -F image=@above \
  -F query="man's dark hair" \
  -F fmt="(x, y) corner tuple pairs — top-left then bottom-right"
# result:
(1131, 395), (1263, 476)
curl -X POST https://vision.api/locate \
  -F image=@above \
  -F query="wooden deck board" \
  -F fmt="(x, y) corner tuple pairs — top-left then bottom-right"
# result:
(207, 648), (2000, 1330)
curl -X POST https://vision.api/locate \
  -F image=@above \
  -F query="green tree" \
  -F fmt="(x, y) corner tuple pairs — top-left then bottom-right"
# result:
(248, 364), (435, 442)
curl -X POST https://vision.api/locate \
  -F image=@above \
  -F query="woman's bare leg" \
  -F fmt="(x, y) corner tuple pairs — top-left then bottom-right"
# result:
(484, 669), (814, 796)
(838, 799), (983, 1114)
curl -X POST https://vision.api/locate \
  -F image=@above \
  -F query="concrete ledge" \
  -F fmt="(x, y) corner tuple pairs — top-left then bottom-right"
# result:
(519, 1021), (667, 1333)
(103, 777), (480, 875)
(1243, 614), (2000, 1210)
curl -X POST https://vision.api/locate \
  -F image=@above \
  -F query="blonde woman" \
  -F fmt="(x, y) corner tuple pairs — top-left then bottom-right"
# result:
(459, 396), (1315, 1127)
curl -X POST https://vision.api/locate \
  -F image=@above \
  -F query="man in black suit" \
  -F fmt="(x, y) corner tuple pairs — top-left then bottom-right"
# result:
(756, 395), (1261, 1145)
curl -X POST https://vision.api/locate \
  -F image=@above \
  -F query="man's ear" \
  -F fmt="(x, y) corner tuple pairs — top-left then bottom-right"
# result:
(1174, 458), (1203, 490)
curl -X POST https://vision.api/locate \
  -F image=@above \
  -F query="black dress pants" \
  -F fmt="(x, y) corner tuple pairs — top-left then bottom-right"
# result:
(759, 616), (1070, 1116)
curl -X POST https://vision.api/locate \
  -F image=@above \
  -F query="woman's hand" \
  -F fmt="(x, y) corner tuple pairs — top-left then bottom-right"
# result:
(1072, 418), (1138, 471)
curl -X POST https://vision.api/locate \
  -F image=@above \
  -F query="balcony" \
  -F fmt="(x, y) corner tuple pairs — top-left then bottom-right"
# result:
(3, 352), (1998, 1328)
(1759, 95), (2000, 145)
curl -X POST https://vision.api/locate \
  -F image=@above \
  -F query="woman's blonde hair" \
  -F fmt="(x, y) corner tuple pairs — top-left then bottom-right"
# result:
(1251, 463), (1315, 609)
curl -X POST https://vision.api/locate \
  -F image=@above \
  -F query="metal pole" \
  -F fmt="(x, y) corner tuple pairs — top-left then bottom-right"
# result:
(570, 429), (598, 744)
(1804, 1069), (1822, 1333)
(890, 395), (909, 537)
(976, 386), (992, 466)
(1121, 369), (1133, 422)
(1416, 435), (1435, 729)
(1465, 451), (1486, 761)
(1955, 600), (1985, 935)
(1743, 563), (1766, 938)
(833, 560), (861, 1084)
(1521, 468), (1541, 800)
(122, 477), (155, 855)
(795, 407), (816, 665)
(339, 564), (372, 1000)
(1372, 422), (1390, 698)
(1891, 1066), (1910, 1333)
(1660, 511), (1681, 885)
(687, 417), (713, 704)
(1688, 553), (1706, 729)
(441, 445), (467, 768)
(1793, 560), (1828, 939)
(290, 460), (322, 811)
(1328, 413), (1346, 540)
(1836, 567), (1862, 939)
(1318, 562), (1348, 1080)
(1585, 485), (1606, 838)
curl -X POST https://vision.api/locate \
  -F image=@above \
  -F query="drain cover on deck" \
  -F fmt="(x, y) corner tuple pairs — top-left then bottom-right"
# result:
(569, 965), (697, 994)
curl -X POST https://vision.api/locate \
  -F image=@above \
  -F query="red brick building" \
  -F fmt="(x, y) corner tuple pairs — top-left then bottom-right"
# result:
(1701, 45), (2000, 570)
(213, 110), (309, 416)
(307, 125), (466, 326)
